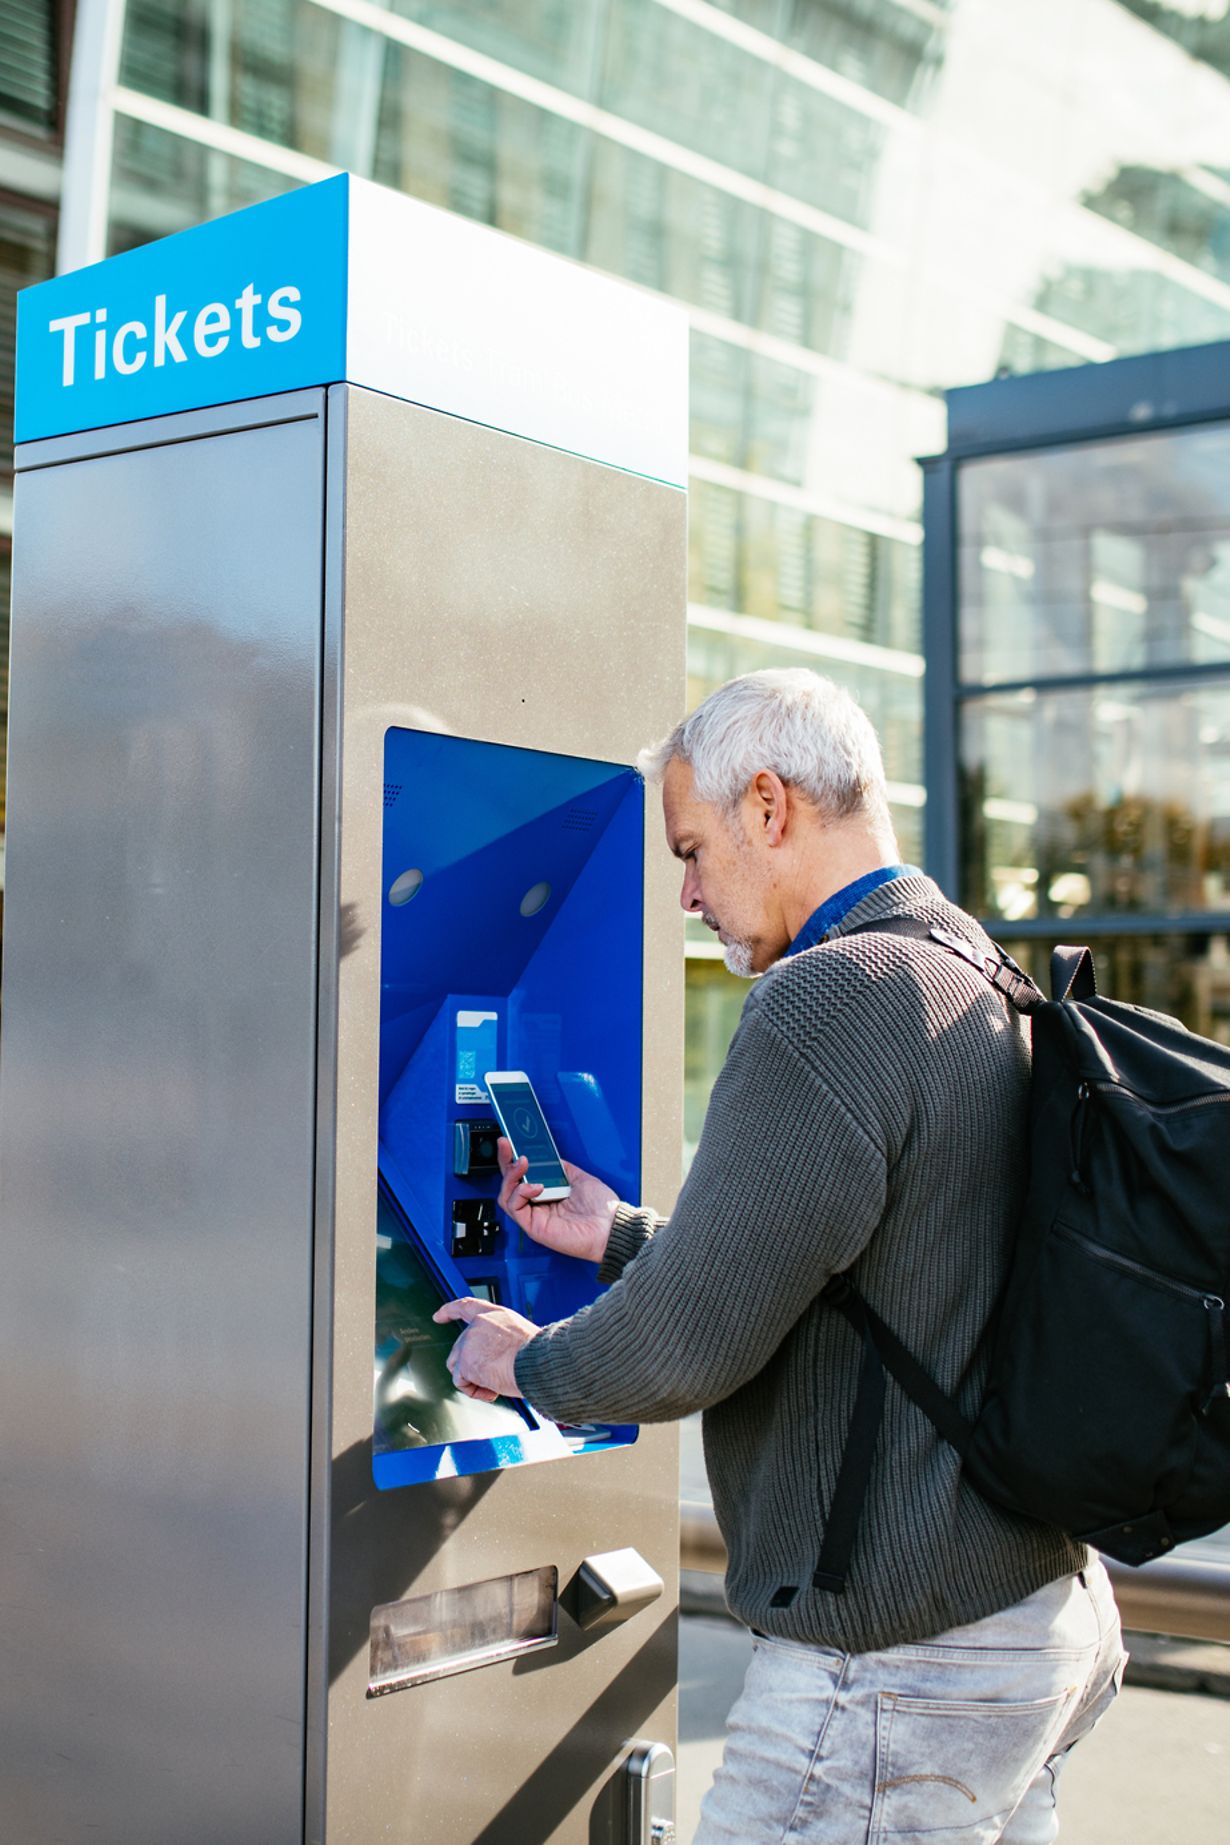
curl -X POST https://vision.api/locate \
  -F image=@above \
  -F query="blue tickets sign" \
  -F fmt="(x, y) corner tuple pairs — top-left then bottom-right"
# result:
(16, 177), (350, 444)
(15, 173), (689, 484)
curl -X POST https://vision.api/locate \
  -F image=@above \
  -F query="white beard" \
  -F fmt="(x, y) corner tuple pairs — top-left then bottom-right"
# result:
(722, 937), (757, 979)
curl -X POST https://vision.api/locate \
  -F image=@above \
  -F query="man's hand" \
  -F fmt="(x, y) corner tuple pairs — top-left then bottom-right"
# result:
(432, 1296), (539, 1400)
(497, 1138), (619, 1265)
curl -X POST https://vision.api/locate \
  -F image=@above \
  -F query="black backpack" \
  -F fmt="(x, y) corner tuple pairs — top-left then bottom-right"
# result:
(808, 925), (1230, 1597)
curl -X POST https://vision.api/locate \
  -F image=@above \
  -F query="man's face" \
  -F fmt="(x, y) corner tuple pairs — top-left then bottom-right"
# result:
(661, 759), (785, 977)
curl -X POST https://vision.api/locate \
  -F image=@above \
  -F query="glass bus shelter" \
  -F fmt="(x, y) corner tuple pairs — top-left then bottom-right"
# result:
(924, 338), (1230, 1050)
(922, 339), (1230, 1591)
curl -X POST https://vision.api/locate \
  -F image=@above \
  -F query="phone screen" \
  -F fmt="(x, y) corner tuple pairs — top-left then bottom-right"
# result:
(488, 1079), (568, 1192)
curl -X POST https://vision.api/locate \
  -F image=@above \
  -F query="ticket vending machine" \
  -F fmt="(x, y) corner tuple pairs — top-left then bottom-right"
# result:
(0, 177), (687, 1844)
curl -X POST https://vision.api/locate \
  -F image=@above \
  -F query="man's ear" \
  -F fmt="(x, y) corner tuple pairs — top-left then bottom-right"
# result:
(750, 771), (789, 846)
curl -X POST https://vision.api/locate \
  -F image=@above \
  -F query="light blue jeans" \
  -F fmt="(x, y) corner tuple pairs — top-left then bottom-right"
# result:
(696, 1563), (1126, 1843)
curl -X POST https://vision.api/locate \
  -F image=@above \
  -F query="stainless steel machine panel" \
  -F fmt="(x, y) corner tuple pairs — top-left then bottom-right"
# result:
(0, 396), (327, 1843)
(311, 386), (686, 1844)
(1, 375), (686, 1843)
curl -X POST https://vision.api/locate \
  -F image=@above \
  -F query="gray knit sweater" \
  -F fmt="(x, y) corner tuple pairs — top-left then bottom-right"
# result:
(515, 874), (1086, 1651)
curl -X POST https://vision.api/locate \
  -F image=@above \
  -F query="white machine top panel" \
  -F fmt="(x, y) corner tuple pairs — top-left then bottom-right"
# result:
(15, 174), (688, 486)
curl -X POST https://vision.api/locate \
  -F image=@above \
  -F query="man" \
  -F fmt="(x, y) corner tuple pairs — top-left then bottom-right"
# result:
(435, 668), (1125, 1843)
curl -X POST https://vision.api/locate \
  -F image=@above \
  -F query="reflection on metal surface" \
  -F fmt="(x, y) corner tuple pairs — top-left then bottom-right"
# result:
(368, 1565), (558, 1696)
(1, 398), (327, 1841)
(624, 1740), (676, 1845)
(679, 1501), (1230, 1643)
(574, 1548), (665, 1632)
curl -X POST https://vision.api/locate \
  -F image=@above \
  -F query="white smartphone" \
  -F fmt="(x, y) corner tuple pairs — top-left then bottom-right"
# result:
(484, 1071), (572, 1202)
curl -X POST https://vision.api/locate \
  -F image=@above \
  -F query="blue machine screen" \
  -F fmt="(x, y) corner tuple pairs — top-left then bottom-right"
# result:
(374, 729), (644, 1488)
(374, 1189), (532, 1456)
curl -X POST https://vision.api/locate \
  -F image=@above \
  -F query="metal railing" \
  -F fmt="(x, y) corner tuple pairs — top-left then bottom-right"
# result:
(680, 1502), (1230, 1644)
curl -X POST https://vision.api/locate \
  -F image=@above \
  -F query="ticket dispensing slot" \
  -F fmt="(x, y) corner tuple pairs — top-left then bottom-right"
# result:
(374, 730), (644, 1487)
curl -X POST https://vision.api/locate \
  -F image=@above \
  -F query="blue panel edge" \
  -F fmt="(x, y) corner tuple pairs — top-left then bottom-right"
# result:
(373, 1425), (639, 1489)
(375, 1141), (639, 1489)
(373, 729), (646, 1490)
(373, 1429), (564, 1488)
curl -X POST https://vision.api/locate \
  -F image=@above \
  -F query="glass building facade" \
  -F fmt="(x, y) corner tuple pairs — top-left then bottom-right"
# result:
(8, 0), (1230, 1142)
(943, 395), (1230, 1052)
(0, 0), (64, 916)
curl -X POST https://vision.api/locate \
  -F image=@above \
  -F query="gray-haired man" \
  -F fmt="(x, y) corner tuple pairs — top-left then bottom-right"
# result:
(437, 668), (1125, 1842)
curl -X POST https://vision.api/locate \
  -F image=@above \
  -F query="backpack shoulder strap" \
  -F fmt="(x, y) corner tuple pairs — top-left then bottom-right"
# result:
(774, 1272), (975, 1603)
(779, 910), (1035, 1600)
(822, 1274), (975, 1459)
(841, 914), (1044, 1015)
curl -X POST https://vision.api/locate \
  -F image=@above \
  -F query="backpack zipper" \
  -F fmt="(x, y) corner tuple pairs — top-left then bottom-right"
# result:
(1055, 1222), (1222, 1306)
(1070, 1083), (1093, 1193)
(1071, 1078), (1230, 1191)
(1087, 1077), (1230, 1115)
(1055, 1223), (1228, 1414)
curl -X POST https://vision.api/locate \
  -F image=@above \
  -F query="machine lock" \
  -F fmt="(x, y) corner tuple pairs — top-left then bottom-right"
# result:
(624, 1741), (675, 1845)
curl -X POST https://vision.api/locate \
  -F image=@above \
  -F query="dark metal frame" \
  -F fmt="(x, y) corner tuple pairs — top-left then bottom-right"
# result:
(921, 334), (1230, 941)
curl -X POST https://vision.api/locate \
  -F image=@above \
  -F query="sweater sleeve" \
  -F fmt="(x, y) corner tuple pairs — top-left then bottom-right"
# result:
(514, 1004), (888, 1424)
(597, 1202), (664, 1285)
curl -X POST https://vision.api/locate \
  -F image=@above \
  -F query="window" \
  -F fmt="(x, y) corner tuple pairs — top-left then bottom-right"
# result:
(0, 0), (61, 136)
